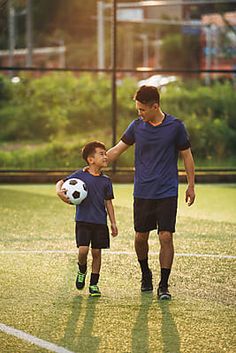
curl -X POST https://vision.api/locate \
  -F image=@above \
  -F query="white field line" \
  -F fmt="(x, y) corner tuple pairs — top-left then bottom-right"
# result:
(0, 249), (235, 259)
(0, 323), (75, 353)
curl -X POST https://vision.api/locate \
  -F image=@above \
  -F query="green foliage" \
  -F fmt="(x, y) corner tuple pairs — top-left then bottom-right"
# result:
(0, 73), (236, 168)
(160, 33), (200, 69)
(161, 81), (236, 160)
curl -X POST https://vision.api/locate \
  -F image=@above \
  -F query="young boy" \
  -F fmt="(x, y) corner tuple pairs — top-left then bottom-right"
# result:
(56, 141), (118, 297)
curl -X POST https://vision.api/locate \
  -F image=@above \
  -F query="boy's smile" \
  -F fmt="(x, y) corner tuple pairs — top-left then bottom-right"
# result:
(88, 147), (108, 173)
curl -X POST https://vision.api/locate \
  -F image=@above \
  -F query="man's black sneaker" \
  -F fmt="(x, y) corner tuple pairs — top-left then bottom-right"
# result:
(158, 286), (171, 300)
(141, 270), (153, 292)
(76, 271), (86, 290)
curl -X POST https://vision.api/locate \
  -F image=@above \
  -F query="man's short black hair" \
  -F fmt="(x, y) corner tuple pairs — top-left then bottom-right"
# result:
(134, 85), (160, 105)
(82, 141), (106, 163)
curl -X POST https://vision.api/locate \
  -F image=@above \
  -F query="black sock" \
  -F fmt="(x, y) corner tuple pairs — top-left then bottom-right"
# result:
(90, 273), (99, 286)
(159, 268), (171, 288)
(78, 262), (87, 274)
(138, 258), (150, 275)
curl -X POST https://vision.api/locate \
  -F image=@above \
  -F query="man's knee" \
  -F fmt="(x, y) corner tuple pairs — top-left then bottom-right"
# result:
(159, 231), (173, 245)
(135, 232), (149, 243)
(91, 248), (101, 259)
(79, 246), (89, 256)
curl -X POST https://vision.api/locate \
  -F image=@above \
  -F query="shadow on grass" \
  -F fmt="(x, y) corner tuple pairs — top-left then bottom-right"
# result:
(131, 292), (153, 353)
(61, 295), (100, 352)
(159, 301), (180, 353)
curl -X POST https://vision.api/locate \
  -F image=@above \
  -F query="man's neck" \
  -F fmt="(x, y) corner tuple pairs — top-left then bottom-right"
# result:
(150, 109), (165, 125)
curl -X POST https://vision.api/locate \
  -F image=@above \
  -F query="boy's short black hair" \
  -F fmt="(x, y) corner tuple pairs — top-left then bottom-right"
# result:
(134, 85), (160, 105)
(82, 141), (106, 163)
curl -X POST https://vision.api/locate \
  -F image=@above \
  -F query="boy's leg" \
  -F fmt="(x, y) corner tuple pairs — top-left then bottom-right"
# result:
(78, 245), (89, 269)
(76, 246), (89, 290)
(89, 248), (101, 296)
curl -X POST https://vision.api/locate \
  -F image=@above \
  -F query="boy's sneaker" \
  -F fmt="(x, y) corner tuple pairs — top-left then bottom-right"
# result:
(141, 270), (153, 292)
(76, 271), (86, 290)
(89, 285), (101, 297)
(158, 286), (171, 300)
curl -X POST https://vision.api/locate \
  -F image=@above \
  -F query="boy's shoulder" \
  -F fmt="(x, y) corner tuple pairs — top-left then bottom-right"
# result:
(100, 172), (112, 182)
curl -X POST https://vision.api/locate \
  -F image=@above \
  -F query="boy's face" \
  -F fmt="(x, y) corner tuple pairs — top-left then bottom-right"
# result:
(88, 147), (108, 168)
(136, 100), (158, 122)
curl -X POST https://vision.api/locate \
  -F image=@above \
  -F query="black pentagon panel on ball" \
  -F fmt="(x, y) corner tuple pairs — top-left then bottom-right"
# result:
(69, 179), (78, 185)
(72, 191), (81, 199)
(83, 184), (87, 191)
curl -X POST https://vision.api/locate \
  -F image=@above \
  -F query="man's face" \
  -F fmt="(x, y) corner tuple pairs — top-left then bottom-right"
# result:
(135, 100), (158, 122)
(89, 147), (108, 167)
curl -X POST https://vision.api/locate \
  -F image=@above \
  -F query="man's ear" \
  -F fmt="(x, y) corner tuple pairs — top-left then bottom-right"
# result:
(153, 103), (159, 110)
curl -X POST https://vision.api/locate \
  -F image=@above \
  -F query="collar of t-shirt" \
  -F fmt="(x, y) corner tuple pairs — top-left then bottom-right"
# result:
(83, 166), (101, 177)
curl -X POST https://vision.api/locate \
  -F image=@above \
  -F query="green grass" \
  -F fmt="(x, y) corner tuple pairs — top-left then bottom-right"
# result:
(0, 184), (236, 353)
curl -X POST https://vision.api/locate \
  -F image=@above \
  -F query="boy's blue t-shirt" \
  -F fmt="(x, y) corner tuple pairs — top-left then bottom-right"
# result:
(64, 169), (114, 225)
(121, 114), (190, 199)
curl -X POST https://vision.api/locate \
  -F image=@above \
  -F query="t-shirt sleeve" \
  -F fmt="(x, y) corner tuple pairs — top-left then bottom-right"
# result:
(104, 179), (114, 200)
(176, 121), (191, 151)
(121, 120), (136, 145)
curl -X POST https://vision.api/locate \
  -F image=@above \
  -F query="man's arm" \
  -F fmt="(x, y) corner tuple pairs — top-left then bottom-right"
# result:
(180, 148), (195, 206)
(107, 141), (130, 162)
(105, 199), (118, 237)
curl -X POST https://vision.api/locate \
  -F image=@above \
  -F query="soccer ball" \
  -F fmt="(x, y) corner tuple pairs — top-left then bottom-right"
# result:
(62, 178), (88, 205)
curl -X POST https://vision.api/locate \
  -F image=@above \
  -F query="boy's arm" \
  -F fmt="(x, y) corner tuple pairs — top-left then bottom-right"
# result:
(56, 179), (71, 204)
(105, 199), (118, 237)
(180, 148), (195, 206)
(107, 141), (130, 162)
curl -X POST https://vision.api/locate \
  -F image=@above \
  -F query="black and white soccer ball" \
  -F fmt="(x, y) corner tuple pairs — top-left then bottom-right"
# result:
(62, 178), (88, 205)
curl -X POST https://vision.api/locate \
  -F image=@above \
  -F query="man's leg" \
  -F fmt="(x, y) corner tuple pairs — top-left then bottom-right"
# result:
(135, 232), (153, 291)
(76, 246), (89, 290)
(89, 248), (102, 296)
(158, 231), (174, 299)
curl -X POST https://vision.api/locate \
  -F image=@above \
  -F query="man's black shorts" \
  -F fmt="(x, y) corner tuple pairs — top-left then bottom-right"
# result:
(75, 221), (110, 249)
(134, 196), (178, 233)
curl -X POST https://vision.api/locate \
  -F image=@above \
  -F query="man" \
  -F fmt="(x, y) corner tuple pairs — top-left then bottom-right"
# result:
(107, 85), (195, 300)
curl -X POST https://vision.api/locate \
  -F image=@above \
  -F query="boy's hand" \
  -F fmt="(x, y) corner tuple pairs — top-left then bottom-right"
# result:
(57, 188), (72, 204)
(111, 223), (118, 237)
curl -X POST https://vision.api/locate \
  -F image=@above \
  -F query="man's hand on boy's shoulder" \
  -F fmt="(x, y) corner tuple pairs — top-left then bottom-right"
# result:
(111, 223), (118, 237)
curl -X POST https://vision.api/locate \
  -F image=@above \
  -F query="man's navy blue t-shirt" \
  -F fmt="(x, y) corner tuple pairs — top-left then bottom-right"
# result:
(64, 169), (114, 224)
(121, 114), (190, 199)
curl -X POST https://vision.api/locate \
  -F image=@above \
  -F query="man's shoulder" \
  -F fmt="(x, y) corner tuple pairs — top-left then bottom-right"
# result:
(164, 113), (184, 126)
(128, 117), (142, 127)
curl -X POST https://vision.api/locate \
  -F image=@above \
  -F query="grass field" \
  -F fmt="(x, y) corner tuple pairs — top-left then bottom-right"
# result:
(0, 183), (235, 353)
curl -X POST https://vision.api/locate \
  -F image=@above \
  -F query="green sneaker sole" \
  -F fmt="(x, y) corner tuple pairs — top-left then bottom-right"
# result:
(89, 292), (101, 297)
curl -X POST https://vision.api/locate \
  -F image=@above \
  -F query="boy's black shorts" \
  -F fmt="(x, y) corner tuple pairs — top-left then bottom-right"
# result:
(134, 196), (178, 233)
(75, 221), (110, 249)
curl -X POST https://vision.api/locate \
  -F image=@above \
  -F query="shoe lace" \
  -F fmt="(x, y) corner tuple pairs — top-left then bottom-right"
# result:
(78, 272), (85, 282)
(90, 285), (99, 292)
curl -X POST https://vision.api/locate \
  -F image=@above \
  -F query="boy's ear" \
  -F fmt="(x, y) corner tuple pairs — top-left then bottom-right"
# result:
(87, 156), (94, 164)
